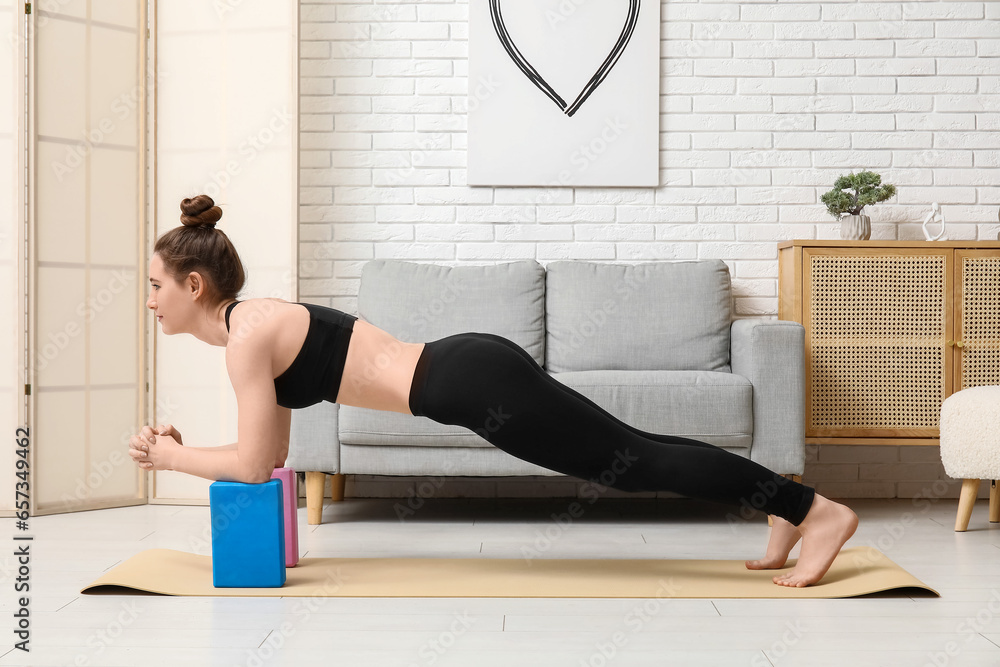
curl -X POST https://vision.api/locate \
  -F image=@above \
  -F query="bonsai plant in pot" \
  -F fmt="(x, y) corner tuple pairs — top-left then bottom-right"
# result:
(821, 170), (897, 240)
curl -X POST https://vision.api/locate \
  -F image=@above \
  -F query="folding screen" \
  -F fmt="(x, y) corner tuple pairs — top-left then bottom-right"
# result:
(0, 0), (19, 517)
(25, 1), (148, 514)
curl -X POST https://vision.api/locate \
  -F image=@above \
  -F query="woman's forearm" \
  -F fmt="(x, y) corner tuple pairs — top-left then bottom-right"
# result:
(170, 446), (269, 483)
(209, 442), (284, 466)
(202, 442), (285, 468)
(200, 442), (238, 452)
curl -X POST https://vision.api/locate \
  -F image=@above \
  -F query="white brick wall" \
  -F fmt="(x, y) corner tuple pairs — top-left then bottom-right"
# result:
(300, 0), (1000, 500)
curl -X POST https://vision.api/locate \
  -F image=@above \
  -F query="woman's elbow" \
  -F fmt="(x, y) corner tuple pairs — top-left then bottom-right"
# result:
(236, 461), (275, 485)
(245, 467), (275, 485)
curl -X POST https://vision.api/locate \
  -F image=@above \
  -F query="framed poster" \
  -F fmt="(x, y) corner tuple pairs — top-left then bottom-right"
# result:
(468, 0), (660, 187)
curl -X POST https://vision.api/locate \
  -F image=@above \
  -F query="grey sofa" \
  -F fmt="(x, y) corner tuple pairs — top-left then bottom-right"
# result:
(288, 259), (806, 524)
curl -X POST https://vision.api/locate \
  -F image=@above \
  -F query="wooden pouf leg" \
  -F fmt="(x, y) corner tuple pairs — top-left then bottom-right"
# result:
(305, 472), (327, 526)
(956, 478), (981, 532)
(991, 481), (1000, 524)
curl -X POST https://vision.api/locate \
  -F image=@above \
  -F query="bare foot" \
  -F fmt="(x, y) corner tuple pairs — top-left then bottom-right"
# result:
(745, 515), (801, 570)
(772, 494), (858, 587)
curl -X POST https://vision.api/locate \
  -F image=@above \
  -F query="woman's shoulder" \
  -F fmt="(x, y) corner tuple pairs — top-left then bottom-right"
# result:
(232, 297), (358, 330)
(243, 296), (294, 305)
(226, 298), (311, 376)
(234, 296), (298, 313)
(227, 298), (305, 343)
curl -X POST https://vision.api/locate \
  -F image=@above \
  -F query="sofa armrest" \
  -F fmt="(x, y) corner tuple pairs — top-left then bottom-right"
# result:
(285, 400), (341, 473)
(730, 319), (806, 475)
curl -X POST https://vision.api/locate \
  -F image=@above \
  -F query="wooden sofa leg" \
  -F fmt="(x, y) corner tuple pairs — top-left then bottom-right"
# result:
(991, 481), (1000, 523)
(956, 478), (980, 532)
(305, 472), (327, 526)
(330, 473), (346, 501)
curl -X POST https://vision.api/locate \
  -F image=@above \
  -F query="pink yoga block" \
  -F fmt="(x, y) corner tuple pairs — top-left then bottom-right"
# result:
(269, 467), (299, 567)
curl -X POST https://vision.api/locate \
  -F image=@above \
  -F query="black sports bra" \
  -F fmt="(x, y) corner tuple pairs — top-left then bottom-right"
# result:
(225, 299), (358, 409)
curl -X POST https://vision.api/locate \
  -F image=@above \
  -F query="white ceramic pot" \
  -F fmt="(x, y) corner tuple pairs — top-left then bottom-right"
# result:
(840, 214), (871, 241)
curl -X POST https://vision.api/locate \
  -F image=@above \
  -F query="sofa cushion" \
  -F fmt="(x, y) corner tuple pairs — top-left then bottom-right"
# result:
(340, 370), (752, 452)
(340, 406), (498, 448)
(545, 260), (733, 373)
(357, 259), (546, 365)
(552, 370), (752, 450)
(339, 443), (572, 476)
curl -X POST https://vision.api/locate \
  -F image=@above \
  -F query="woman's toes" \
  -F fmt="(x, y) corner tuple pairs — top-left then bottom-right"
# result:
(746, 556), (784, 570)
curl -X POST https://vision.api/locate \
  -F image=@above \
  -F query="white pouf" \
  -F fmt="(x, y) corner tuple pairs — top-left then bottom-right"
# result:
(939, 385), (1000, 531)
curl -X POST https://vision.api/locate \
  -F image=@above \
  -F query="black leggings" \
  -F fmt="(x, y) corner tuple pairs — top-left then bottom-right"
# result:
(407, 332), (816, 526)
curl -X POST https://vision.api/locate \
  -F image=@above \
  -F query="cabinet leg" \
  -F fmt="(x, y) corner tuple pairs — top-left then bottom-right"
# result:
(991, 481), (1000, 523)
(956, 478), (980, 532)
(330, 473), (346, 502)
(305, 472), (327, 526)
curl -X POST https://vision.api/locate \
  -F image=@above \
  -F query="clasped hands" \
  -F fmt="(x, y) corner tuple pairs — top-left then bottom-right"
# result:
(128, 424), (183, 472)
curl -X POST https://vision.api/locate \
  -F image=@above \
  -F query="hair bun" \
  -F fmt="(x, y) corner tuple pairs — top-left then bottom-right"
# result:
(180, 195), (223, 228)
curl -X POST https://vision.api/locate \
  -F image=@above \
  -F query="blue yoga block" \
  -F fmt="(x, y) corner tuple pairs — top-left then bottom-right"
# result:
(209, 478), (286, 588)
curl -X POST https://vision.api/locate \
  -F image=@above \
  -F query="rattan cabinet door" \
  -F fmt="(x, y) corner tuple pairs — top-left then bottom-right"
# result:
(803, 248), (953, 441)
(955, 250), (1000, 392)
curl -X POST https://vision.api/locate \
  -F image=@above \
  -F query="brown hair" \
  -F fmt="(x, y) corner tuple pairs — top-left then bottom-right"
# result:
(153, 195), (246, 304)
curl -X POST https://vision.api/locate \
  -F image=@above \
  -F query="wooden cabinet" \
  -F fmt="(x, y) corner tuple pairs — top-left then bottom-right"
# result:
(778, 241), (1000, 446)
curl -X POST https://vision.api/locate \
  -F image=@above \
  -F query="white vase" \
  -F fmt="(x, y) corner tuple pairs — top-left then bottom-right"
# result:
(840, 214), (871, 241)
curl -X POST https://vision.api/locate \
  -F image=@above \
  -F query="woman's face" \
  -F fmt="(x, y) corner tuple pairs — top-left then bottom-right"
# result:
(146, 253), (190, 335)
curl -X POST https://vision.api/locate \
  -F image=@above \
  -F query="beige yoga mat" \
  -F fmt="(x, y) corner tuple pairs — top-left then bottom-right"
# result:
(81, 546), (937, 599)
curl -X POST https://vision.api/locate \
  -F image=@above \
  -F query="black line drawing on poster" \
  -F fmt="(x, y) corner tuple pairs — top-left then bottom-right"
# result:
(488, 0), (641, 117)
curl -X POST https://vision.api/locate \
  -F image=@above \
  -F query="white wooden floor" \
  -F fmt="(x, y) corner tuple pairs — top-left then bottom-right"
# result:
(3, 495), (1000, 667)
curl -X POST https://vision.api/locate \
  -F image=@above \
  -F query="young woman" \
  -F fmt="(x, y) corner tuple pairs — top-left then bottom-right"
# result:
(130, 195), (858, 587)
